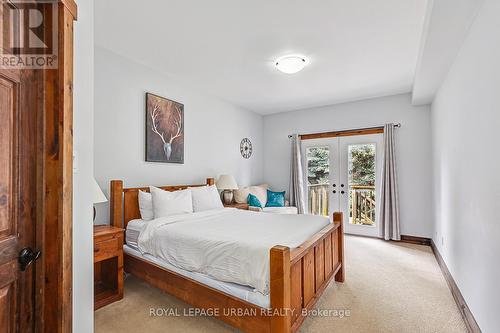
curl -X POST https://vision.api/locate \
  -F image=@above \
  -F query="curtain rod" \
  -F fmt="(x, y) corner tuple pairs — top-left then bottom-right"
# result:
(288, 123), (401, 139)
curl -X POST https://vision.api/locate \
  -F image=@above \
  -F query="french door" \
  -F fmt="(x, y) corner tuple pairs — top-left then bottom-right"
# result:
(302, 134), (383, 238)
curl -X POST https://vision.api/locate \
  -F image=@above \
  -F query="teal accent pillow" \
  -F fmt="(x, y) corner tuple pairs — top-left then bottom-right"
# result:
(266, 190), (285, 207)
(247, 193), (262, 208)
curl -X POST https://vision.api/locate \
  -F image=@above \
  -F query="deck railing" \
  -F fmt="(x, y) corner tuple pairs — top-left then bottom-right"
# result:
(308, 184), (376, 225)
(350, 185), (376, 225)
(308, 183), (329, 216)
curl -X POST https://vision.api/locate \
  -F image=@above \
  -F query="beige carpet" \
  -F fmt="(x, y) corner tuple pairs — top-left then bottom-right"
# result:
(95, 236), (467, 333)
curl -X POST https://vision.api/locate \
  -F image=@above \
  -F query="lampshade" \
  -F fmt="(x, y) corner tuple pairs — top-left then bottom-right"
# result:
(216, 175), (238, 190)
(92, 178), (108, 204)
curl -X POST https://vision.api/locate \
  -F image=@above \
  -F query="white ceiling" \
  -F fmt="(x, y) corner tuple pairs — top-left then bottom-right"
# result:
(412, 0), (484, 105)
(95, 0), (428, 114)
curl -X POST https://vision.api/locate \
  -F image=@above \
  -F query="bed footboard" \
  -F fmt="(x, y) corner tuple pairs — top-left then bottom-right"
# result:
(270, 212), (345, 333)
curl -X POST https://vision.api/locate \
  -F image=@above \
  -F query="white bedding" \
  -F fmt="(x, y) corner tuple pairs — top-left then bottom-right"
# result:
(137, 208), (329, 295)
(124, 245), (270, 308)
(125, 219), (147, 248)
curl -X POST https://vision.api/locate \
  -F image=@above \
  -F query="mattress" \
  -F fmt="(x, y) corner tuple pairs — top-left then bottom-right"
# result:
(123, 244), (270, 308)
(125, 219), (146, 249)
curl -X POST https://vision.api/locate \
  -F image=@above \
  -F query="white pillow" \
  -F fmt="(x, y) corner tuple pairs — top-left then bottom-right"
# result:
(138, 190), (154, 221)
(189, 185), (224, 212)
(249, 185), (268, 206)
(149, 186), (193, 218)
(233, 187), (250, 204)
(234, 184), (269, 204)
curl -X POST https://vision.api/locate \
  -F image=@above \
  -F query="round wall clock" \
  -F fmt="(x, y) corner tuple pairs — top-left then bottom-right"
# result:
(240, 138), (252, 159)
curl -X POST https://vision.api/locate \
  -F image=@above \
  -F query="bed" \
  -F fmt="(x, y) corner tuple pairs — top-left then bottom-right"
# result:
(110, 178), (345, 333)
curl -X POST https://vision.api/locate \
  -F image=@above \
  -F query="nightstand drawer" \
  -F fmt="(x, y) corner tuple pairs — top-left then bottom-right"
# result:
(94, 236), (121, 262)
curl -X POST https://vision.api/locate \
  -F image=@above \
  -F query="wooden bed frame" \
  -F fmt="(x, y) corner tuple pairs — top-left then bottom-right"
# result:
(109, 178), (345, 333)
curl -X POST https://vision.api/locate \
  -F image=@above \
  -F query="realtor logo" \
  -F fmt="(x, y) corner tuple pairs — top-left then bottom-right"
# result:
(0, 0), (58, 69)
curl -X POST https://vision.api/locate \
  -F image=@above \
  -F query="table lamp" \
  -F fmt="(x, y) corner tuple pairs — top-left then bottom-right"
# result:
(93, 178), (108, 221)
(216, 175), (238, 204)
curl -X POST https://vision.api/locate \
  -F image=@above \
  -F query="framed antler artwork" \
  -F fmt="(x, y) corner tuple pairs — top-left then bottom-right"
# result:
(145, 93), (184, 163)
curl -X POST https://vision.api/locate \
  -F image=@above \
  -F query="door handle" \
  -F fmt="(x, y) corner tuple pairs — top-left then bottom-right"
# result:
(341, 190), (345, 194)
(332, 190), (336, 194)
(18, 247), (41, 272)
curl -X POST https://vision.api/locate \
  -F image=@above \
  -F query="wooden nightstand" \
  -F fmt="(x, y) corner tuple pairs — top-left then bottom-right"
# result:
(223, 202), (249, 210)
(94, 225), (124, 310)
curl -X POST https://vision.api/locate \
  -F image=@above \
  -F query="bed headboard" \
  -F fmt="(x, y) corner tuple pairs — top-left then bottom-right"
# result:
(109, 178), (215, 229)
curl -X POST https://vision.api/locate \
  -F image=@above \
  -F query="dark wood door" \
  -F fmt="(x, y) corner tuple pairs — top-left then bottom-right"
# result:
(0, 0), (77, 331)
(0, 70), (21, 333)
(0, 2), (40, 331)
(0, 72), (40, 333)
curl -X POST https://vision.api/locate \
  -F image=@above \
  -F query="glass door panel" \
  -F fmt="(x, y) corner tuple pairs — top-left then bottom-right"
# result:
(306, 147), (330, 216)
(340, 134), (383, 238)
(348, 144), (376, 226)
(302, 138), (339, 217)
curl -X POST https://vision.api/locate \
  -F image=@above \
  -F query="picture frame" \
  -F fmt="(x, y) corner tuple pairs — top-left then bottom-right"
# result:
(145, 93), (184, 163)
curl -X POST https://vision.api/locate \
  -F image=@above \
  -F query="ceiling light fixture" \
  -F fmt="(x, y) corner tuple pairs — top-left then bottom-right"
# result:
(275, 55), (308, 74)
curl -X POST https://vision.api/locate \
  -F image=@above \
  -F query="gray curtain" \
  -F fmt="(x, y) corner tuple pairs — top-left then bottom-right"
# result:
(289, 134), (306, 214)
(379, 124), (401, 240)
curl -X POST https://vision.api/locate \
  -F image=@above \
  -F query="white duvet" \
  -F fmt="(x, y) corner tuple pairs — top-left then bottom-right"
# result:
(137, 208), (329, 295)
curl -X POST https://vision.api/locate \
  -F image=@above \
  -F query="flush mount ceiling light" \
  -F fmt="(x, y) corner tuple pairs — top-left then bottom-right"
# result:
(275, 55), (308, 74)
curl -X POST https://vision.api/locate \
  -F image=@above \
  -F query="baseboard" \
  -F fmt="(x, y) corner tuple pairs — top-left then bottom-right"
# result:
(430, 241), (482, 333)
(400, 234), (432, 246)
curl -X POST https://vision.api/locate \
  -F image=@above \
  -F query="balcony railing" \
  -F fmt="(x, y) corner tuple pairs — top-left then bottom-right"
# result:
(350, 185), (375, 226)
(307, 184), (376, 225)
(308, 183), (329, 216)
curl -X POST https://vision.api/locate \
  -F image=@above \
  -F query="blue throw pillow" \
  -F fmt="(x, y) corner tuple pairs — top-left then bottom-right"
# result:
(247, 193), (262, 208)
(266, 190), (285, 207)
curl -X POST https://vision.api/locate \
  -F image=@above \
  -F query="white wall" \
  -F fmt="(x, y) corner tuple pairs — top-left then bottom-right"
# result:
(263, 93), (433, 237)
(73, 0), (94, 332)
(431, 0), (499, 331)
(94, 46), (264, 224)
